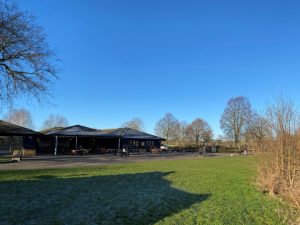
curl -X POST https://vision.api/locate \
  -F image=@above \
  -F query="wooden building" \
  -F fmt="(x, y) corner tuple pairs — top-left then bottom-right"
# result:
(0, 120), (167, 156)
(0, 120), (40, 156)
(0, 121), (165, 156)
(39, 125), (165, 155)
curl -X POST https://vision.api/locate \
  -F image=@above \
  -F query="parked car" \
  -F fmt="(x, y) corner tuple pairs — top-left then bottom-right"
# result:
(160, 144), (169, 152)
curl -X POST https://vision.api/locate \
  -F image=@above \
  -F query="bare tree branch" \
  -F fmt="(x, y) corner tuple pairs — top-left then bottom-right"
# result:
(4, 107), (34, 129)
(186, 118), (213, 147)
(155, 112), (178, 144)
(122, 117), (145, 131)
(0, 1), (58, 106)
(42, 114), (68, 130)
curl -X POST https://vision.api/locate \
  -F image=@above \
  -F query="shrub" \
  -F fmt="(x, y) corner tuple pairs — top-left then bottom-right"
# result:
(256, 97), (300, 214)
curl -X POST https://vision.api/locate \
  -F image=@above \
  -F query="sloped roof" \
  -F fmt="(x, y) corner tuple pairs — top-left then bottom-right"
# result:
(0, 121), (165, 140)
(43, 125), (165, 140)
(43, 125), (109, 137)
(39, 127), (65, 134)
(0, 120), (39, 135)
(109, 128), (165, 140)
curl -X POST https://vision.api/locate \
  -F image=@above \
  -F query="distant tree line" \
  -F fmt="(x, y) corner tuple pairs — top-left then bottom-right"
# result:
(154, 112), (213, 148)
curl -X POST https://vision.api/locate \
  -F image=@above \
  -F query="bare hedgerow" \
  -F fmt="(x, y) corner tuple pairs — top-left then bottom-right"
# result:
(256, 96), (300, 213)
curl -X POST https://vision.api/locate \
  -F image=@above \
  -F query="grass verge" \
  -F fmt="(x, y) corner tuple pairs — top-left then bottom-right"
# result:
(0, 156), (291, 225)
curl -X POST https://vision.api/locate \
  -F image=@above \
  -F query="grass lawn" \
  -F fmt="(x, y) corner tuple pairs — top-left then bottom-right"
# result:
(0, 156), (12, 164)
(0, 156), (289, 225)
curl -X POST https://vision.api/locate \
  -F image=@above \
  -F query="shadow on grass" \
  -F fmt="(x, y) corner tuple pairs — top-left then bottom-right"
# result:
(0, 161), (14, 164)
(0, 171), (210, 225)
(0, 157), (13, 164)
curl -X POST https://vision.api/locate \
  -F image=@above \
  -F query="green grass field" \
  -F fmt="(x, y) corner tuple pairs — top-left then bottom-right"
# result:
(0, 156), (289, 225)
(0, 157), (12, 164)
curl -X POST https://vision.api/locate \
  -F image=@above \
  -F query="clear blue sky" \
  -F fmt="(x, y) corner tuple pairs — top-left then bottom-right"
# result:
(10, 0), (300, 135)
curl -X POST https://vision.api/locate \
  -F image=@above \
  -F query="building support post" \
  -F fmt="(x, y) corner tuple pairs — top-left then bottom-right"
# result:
(118, 137), (121, 153)
(54, 136), (58, 156)
(9, 136), (13, 154)
(75, 136), (78, 150)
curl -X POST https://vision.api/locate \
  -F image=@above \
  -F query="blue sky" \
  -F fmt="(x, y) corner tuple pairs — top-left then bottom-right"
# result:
(9, 0), (300, 135)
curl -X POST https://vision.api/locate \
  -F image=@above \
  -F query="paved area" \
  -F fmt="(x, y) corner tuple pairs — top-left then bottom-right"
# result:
(0, 153), (230, 170)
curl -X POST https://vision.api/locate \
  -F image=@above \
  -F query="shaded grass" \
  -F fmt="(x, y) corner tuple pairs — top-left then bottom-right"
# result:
(0, 156), (289, 225)
(0, 156), (13, 164)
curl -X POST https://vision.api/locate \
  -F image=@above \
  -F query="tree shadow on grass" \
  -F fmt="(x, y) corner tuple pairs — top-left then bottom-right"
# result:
(0, 172), (210, 225)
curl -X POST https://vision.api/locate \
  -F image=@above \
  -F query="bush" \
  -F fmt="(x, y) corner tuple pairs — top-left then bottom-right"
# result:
(256, 97), (300, 215)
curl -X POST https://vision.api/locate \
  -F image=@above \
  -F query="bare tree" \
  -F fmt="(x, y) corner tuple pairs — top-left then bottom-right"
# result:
(257, 96), (300, 209)
(4, 108), (34, 129)
(0, 1), (57, 106)
(42, 114), (69, 130)
(186, 118), (213, 147)
(155, 112), (178, 144)
(246, 113), (270, 151)
(173, 121), (188, 148)
(122, 117), (144, 131)
(220, 96), (253, 149)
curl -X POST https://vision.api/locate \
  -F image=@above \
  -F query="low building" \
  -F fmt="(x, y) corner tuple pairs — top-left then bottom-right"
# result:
(0, 120), (40, 156)
(0, 121), (226, 156)
(40, 125), (165, 155)
(0, 121), (165, 156)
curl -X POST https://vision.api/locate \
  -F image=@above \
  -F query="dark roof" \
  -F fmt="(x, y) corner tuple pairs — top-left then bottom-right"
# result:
(42, 125), (105, 137)
(39, 127), (65, 134)
(0, 121), (165, 140)
(0, 120), (40, 136)
(43, 125), (165, 140)
(109, 128), (166, 140)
